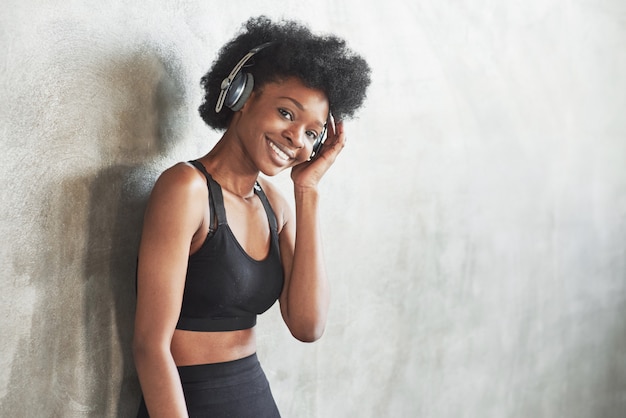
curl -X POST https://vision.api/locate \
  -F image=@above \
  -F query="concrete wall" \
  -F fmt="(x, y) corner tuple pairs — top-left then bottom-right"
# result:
(1, 1), (625, 417)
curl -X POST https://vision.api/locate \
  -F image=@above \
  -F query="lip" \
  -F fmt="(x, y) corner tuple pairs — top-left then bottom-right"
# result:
(266, 137), (295, 161)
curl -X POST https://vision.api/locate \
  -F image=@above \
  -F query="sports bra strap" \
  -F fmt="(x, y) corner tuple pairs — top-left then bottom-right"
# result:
(188, 160), (227, 226)
(253, 183), (278, 232)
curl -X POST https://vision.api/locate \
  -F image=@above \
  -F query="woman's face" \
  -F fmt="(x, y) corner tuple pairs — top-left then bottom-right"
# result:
(234, 77), (329, 176)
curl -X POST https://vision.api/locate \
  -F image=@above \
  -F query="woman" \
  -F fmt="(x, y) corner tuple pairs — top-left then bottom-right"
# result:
(133, 16), (370, 417)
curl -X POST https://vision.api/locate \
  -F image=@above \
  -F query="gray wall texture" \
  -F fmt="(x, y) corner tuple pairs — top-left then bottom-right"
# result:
(1, 0), (625, 417)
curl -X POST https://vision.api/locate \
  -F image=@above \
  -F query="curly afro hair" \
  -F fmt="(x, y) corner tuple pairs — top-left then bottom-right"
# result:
(199, 16), (371, 130)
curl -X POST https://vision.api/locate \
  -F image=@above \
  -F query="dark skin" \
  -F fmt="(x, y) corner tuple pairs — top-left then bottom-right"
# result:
(133, 77), (346, 417)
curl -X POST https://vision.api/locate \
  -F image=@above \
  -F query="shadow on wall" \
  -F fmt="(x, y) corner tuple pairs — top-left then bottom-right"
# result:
(80, 45), (187, 416)
(0, 40), (187, 417)
(81, 166), (153, 418)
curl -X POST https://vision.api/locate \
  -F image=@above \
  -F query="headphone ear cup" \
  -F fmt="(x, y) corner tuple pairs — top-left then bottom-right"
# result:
(227, 72), (254, 111)
(215, 43), (272, 114)
(309, 125), (327, 160)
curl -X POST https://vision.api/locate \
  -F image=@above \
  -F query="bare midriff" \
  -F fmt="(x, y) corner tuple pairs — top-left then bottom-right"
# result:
(170, 328), (257, 366)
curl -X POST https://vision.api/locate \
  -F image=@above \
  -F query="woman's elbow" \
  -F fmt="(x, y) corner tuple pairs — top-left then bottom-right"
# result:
(132, 334), (150, 363)
(289, 321), (326, 342)
(132, 332), (166, 363)
(282, 302), (329, 342)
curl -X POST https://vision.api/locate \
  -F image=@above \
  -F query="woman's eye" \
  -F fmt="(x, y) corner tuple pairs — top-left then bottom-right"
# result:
(278, 108), (293, 120)
(306, 131), (318, 141)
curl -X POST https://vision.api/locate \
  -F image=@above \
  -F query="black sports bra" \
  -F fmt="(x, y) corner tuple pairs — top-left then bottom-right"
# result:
(175, 161), (284, 332)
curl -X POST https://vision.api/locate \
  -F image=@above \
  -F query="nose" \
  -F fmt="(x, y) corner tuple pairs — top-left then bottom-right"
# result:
(283, 125), (306, 149)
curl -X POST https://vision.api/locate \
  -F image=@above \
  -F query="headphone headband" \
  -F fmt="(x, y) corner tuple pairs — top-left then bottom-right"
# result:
(215, 42), (274, 113)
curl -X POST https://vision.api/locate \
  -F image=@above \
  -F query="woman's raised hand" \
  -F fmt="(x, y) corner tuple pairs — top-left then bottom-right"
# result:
(290, 114), (346, 190)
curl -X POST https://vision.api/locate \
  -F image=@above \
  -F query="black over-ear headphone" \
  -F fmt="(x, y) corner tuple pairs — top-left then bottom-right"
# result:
(215, 42), (328, 160)
(215, 42), (273, 113)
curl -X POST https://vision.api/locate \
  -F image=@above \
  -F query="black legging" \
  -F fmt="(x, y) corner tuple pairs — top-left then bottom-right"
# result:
(137, 353), (281, 418)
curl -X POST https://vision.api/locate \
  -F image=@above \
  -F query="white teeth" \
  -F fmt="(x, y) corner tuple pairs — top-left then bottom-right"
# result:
(269, 141), (290, 161)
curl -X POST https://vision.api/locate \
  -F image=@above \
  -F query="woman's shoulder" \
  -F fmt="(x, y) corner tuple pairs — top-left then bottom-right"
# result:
(256, 177), (287, 204)
(156, 161), (206, 186)
(149, 162), (208, 204)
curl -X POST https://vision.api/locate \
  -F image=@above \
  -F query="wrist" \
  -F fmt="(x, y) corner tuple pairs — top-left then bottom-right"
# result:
(294, 184), (319, 196)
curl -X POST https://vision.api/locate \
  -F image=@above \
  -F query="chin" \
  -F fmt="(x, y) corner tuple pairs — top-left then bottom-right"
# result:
(259, 165), (287, 177)
(259, 158), (299, 177)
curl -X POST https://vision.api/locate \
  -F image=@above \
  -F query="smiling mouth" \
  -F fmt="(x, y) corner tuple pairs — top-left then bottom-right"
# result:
(267, 139), (292, 161)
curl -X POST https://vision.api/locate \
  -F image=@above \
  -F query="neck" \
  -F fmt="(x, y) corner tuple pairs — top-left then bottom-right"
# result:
(199, 132), (259, 199)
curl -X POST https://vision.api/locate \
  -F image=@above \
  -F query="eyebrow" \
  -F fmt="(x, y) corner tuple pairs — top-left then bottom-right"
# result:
(279, 97), (325, 128)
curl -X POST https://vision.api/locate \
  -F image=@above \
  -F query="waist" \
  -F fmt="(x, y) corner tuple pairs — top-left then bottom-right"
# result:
(176, 353), (262, 383)
(171, 327), (257, 367)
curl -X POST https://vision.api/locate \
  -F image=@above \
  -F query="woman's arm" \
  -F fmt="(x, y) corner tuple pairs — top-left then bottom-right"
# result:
(277, 187), (329, 342)
(276, 119), (346, 342)
(133, 164), (206, 418)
